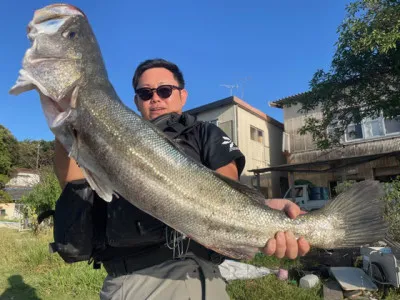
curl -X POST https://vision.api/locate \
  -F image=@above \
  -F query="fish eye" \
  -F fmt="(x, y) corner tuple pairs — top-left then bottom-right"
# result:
(62, 30), (78, 39)
(69, 32), (76, 39)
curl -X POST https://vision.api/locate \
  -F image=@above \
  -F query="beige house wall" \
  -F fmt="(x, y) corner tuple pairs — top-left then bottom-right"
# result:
(194, 105), (237, 144)
(237, 106), (271, 173)
(236, 106), (286, 198)
(0, 203), (22, 220)
(188, 100), (285, 198)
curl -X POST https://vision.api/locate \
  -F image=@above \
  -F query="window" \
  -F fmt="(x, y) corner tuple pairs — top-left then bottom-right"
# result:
(286, 187), (303, 198)
(332, 115), (400, 143)
(345, 124), (363, 141)
(363, 117), (384, 138)
(250, 126), (264, 143)
(384, 118), (400, 134)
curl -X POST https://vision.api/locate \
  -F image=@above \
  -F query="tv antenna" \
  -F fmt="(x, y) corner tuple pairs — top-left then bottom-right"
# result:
(220, 83), (239, 96)
(239, 76), (251, 99)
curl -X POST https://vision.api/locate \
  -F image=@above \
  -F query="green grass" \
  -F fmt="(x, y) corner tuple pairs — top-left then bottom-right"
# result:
(1, 228), (400, 299)
(227, 254), (322, 300)
(0, 216), (20, 222)
(0, 228), (106, 300)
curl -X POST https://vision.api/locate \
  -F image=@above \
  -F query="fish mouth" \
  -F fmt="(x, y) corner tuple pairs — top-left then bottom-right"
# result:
(39, 87), (75, 129)
(27, 4), (85, 39)
(9, 4), (84, 127)
(32, 3), (85, 25)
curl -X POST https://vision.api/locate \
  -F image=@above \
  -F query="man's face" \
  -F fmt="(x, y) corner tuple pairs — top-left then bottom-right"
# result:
(134, 67), (188, 120)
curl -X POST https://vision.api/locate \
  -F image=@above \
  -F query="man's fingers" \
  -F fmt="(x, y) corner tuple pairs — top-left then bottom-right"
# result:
(285, 203), (301, 219)
(297, 237), (310, 257)
(284, 231), (298, 259)
(274, 232), (286, 258)
(262, 238), (276, 256)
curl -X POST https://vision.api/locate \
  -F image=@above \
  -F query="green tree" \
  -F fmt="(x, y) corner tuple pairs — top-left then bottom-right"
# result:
(0, 190), (12, 203)
(286, 0), (400, 149)
(0, 125), (19, 175)
(0, 174), (9, 189)
(21, 166), (61, 215)
(17, 139), (55, 169)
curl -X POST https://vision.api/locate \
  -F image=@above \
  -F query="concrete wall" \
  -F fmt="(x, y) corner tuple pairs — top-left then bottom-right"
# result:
(6, 172), (40, 187)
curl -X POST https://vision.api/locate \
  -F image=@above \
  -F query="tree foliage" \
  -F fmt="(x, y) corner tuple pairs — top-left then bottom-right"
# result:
(0, 190), (12, 203)
(287, 0), (400, 149)
(21, 167), (61, 215)
(0, 124), (55, 178)
(16, 139), (55, 169)
(0, 125), (19, 175)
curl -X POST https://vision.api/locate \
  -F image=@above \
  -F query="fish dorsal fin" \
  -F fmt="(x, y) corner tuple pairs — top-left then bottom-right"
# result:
(213, 172), (267, 205)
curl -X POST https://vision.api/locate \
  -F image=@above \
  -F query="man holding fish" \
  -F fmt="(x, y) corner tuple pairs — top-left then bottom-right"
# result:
(10, 4), (386, 300)
(53, 58), (310, 299)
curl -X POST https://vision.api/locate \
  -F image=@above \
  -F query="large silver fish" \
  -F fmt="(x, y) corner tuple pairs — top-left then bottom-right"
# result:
(10, 4), (387, 259)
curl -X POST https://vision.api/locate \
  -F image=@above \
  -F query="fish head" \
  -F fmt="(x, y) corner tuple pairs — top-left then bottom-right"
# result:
(9, 4), (106, 136)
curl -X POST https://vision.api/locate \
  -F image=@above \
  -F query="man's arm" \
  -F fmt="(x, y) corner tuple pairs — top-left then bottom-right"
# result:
(215, 161), (239, 180)
(54, 139), (84, 188)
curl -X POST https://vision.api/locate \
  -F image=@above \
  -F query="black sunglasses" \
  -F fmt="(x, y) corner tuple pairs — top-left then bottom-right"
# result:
(135, 85), (183, 101)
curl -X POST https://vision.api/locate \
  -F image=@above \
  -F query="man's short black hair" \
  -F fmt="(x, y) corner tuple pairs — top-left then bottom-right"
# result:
(132, 59), (185, 90)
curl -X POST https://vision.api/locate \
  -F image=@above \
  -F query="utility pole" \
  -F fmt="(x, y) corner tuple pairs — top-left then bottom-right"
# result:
(36, 142), (40, 170)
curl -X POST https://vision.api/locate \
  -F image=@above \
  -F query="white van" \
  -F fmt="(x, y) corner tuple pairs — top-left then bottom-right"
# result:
(283, 185), (330, 211)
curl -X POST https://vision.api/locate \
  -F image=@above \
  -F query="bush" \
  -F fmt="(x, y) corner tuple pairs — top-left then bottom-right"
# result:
(334, 180), (357, 195)
(0, 174), (9, 189)
(0, 190), (12, 203)
(21, 167), (61, 232)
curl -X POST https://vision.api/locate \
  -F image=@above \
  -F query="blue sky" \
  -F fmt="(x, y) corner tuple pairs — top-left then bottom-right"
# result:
(1, 0), (350, 141)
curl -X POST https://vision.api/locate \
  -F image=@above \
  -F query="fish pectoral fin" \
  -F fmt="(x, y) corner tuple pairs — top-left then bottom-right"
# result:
(81, 167), (115, 202)
(207, 245), (259, 261)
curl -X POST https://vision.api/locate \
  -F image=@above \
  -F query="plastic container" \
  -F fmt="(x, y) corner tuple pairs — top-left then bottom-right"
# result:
(299, 274), (320, 289)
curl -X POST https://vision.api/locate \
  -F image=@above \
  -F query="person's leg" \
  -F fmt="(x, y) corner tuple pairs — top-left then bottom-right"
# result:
(100, 257), (230, 300)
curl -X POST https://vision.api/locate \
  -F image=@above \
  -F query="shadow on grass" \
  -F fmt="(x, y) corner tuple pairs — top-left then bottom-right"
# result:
(0, 275), (40, 300)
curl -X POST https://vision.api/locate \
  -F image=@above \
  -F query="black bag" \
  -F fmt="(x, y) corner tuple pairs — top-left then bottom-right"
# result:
(39, 179), (106, 263)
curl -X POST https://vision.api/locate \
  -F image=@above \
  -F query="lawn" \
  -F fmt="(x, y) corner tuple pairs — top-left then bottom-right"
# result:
(1, 228), (399, 299)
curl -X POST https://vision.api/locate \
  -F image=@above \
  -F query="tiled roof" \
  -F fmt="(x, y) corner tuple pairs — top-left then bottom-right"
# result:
(269, 91), (310, 108)
(3, 187), (33, 201)
(186, 96), (283, 129)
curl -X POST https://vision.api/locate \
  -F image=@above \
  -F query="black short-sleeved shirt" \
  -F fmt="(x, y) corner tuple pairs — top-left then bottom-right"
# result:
(155, 112), (245, 175)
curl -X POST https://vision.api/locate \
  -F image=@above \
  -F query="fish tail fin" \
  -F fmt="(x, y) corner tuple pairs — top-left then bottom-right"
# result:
(317, 180), (387, 248)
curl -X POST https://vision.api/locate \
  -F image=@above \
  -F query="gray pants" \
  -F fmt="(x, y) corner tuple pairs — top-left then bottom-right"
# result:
(99, 255), (230, 300)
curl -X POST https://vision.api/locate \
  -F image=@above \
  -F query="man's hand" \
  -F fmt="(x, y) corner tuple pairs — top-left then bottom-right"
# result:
(261, 199), (310, 259)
